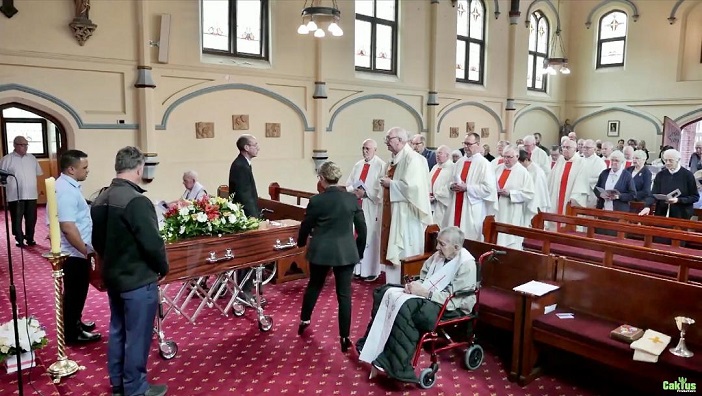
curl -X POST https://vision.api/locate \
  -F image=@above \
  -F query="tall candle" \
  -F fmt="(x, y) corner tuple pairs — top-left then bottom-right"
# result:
(44, 177), (61, 254)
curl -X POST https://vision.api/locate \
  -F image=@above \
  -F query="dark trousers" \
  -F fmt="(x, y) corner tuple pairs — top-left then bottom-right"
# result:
(300, 263), (354, 338)
(8, 199), (37, 243)
(63, 256), (91, 338)
(107, 282), (159, 396)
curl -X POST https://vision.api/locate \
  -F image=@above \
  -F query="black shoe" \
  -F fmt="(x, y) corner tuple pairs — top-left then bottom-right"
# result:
(25, 240), (36, 246)
(298, 320), (311, 336)
(141, 383), (167, 396)
(340, 337), (351, 353)
(66, 330), (101, 344)
(80, 320), (96, 332)
(15, 240), (24, 247)
(111, 386), (124, 396)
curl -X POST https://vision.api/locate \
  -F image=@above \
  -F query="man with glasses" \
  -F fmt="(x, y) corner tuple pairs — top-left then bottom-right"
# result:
(580, 139), (606, 207)
(639, 149), (698, 219)
(522, 135), (551, 177)
(548, 139), (589, 218)
(446, 133), (497, 242)
(410, 134), (436, 170)
(494, 146), (537, 249)
(490, 140), (509, 169)
(379, 127), (432, 284)
(0, 136), (43, 247)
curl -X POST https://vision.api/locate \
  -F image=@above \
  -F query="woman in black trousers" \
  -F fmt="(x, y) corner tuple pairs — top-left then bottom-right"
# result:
(297, 161), (367, 352)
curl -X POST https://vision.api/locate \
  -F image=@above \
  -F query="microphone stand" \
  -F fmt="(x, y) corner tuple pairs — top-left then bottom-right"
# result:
(1, 175), (24, 396)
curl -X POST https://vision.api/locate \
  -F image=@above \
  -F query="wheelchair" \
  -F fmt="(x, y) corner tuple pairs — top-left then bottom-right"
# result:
(410, 249), (505, 389)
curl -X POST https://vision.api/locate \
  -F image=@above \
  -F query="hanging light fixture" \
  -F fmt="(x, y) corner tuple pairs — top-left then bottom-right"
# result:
(542, 0), (570, 76)
(297, 0), (343, 37)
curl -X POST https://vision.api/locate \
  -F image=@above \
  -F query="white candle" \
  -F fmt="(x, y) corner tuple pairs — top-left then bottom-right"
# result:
(44, 177), (61, 254)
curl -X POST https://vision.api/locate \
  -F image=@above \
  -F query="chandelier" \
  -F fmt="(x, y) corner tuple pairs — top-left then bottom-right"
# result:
(297, 0), (343, 38)
(542, 30), (570, 75)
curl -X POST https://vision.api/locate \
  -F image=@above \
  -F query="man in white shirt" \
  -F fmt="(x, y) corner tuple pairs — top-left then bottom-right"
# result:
(494, 146), (537, 249)
(446, 133), (497, 241)
(181, 170), (207, 201)
(429, 145), (454, 227)
(522, 135), (551, 177)
(519, 149), (551, 213)
(580, 139), (607, 207)
(0, 136), (43, 247)
(379, 127), (433, 284)
(346, 139), (385, 281)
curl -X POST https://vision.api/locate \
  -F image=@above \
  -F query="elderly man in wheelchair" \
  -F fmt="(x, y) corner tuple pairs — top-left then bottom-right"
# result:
(356, 226), (479, 386)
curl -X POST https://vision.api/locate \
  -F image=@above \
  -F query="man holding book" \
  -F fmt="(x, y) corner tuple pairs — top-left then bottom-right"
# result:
(639, 149), (699, 219)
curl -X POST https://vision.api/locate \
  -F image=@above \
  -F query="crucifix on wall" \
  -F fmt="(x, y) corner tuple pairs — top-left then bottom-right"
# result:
(0, 0), (18, 18)
(70, 0), (97, 46)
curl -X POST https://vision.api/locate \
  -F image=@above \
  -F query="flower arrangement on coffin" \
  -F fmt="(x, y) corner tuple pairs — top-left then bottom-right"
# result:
(0, 317), (48, 370)
(160, 195), (260, 242)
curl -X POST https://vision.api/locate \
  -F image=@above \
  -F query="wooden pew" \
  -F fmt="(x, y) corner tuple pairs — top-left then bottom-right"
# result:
(516, 258), (702, 387)
(483, 216), (702, 284)
(566, 203), (702, 233)
(218, 182), (314, 284)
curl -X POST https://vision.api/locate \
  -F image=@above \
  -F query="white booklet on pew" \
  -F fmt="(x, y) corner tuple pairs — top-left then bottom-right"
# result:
(653, 189), (681, 201)
(513, 280), (560, 296)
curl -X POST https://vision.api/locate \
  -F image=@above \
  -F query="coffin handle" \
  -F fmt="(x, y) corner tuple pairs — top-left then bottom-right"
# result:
(274, 237), (296, 250)
(206, 248), (235, 263)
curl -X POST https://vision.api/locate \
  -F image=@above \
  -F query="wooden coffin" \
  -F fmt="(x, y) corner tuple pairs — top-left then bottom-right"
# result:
(90, 219), (305, 290)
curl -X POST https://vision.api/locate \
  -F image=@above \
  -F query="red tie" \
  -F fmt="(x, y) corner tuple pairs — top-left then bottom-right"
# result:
(453, 161), (472, 227)
(430, 168), (442, 195)
(498, 169), (511, 190)
(557, 161), (574, 215)
(357, 163), (370, 206)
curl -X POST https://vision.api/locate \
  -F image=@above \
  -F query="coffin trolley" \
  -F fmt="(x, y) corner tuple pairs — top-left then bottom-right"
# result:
(90, 219), (304, 360)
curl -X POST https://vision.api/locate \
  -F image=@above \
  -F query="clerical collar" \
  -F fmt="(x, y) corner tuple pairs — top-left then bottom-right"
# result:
(669, 165), (682, 174)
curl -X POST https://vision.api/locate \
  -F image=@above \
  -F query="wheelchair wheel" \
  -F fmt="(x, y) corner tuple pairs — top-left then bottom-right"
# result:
(418, 368), (436, 389)
(258, 315), (273, 332)
(159, 340), (178, 360)
(232, 303), (246, 317)
(463, 344), (484, 370)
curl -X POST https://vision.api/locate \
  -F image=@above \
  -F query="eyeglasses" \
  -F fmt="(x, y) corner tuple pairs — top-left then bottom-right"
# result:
(463, 141), (478, 146)
(384, 136), (399, 143)
(561, 145), (576, 150)
(15, 143), (28, 147)
(503, 155), (516, 159)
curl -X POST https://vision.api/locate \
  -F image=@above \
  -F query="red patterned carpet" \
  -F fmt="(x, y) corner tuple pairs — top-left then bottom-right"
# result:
(0, 208), (622, 396)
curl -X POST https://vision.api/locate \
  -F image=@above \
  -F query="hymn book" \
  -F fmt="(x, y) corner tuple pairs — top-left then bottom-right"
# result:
(653, 189), (681, 201)
(610, 324), (644, 343)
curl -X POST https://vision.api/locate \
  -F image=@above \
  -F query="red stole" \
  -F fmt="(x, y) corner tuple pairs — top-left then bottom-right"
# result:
(498, 169), (511, 190)
(453, 161), (472, 226)
(605, 159), (611, 168)
(551, 161), (556, 169)
(357, 163), (370, 206)
(625, 160), (632, 168)
(430, 168), (442, 196)
(498, 158), (504, 165)
(557, 161), (574, 215)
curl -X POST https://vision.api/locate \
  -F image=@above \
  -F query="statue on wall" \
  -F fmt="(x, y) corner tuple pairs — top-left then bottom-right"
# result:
(559, 119), (574, 139)
(69, 0), (97, 46)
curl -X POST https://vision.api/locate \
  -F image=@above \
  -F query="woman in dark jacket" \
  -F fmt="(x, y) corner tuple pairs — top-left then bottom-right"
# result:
(297, 161), (367, 352)
(629, 149), (654, 209)
(594, 150), (637, 212)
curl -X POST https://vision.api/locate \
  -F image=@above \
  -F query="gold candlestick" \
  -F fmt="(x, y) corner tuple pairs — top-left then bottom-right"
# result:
(43, 252), (83, 383)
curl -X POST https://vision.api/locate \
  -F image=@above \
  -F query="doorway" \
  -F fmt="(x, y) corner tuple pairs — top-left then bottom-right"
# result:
(0, 103), (67, 206)
(681, 118), (702, 171)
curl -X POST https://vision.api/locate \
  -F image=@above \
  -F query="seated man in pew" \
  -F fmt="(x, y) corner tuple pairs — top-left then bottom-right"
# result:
(639, 149), (699, 219)
(356, 226), (477, 383)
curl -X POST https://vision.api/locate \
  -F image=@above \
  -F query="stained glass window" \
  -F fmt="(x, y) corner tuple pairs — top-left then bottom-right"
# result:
(527, 11), (549, 92)
(1, 107), (48, 158)
(456, 0), (486, 84)
(597, 10), (627, 68)
(202, 0), (268, 60)
(355, 0), (397, 74)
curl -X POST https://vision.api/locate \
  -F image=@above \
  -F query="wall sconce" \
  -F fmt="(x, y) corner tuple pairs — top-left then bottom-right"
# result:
(312, 149), (329, 172)
(313, 81), (328, 99)
(427, 91), (439, 106)
(142, 153), (160, 182)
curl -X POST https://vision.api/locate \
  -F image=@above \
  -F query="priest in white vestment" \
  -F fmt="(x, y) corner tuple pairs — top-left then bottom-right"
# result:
(580, 139), (607, 207)
(494, 146), (537, 249)
(490, 140), (509, 169)
(429, 145), (454, 227)
(346, 139), (386, 280)
(548, 139), (590, 222)
(519, 148), (551, 213)
(446, 133), (498, 241)
(379, 127), (433, 284)
(623, 146), (635, 168)
(523, 135), (551, 177)
(601, 141), (614, 168)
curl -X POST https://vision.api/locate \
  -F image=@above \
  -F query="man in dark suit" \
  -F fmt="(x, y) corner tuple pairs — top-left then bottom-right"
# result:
(228, 134), (260, 218)
(594, 151), (636, 213)
(410, 134), (436, 170)
(228, 134), (261, 301)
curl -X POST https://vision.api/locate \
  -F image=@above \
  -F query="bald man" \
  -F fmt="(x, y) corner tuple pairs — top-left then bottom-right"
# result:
(523, 134), (551, 177)
(622, 146), (634, 168)
(429, 145), (454, 227)
(494, 146), (537, 249)
(346, 139), (386, 281)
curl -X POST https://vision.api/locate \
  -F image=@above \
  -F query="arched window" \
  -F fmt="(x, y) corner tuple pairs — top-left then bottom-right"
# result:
(456, 0), (486, 84)
(202, 0), (269, 60)
(597, 10), (627, 68)
(355, 0), (398, 75)
(527, 11), (549, 92)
